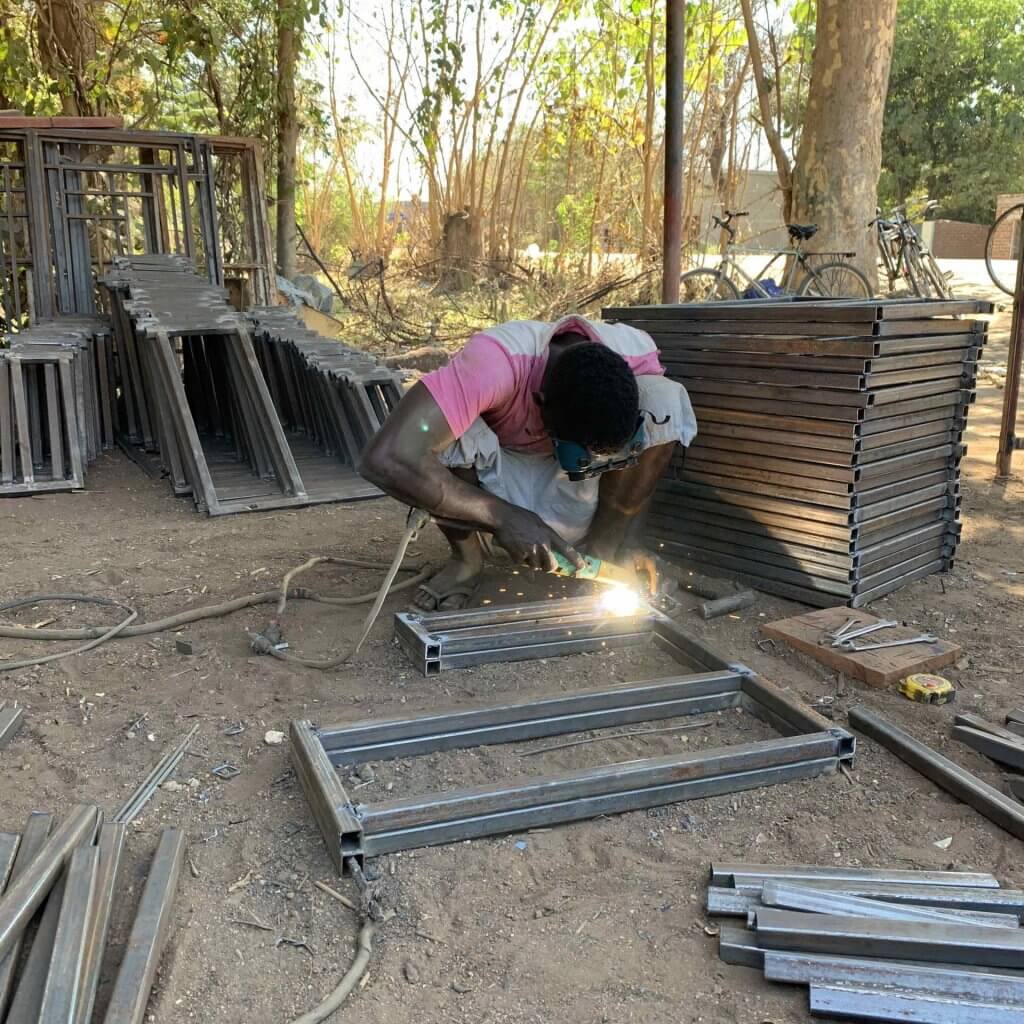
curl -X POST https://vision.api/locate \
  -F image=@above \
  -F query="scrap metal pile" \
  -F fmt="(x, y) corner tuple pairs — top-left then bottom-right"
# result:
(0, 806), (183, 1023)
(603, 297), (992, 607)
(708, 862), (1024, 1022)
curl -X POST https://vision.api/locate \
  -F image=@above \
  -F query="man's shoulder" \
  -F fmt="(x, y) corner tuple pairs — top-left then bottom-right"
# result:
(470, 320), (550, 357)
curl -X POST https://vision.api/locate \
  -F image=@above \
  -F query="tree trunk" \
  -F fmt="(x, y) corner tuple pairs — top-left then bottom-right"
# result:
(791, 0), (897, 288)
(275, 0), (302, 280)
(438, 210), (481, 292)
(36, 0), (98, 115)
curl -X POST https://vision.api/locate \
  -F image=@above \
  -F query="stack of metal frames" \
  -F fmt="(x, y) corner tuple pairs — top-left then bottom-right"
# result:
(708, 861), (1024, 1022)
(603, 296), (992, 607)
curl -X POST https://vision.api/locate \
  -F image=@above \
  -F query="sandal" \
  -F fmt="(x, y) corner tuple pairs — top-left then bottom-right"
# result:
(410, 582), (479, 613)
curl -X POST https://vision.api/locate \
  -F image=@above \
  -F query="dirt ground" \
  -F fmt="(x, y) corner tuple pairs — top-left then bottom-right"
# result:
(2, 273), (1023, 1023)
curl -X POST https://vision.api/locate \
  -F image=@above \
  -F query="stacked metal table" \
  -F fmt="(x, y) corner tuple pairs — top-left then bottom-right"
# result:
(602, 298), (992, 607)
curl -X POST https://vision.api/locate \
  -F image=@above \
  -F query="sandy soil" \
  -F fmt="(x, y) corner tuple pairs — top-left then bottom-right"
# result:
(1, 269), (1022, 1023)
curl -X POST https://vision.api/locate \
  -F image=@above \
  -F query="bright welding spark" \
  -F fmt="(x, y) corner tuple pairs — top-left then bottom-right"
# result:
(599, 586), (642, 618)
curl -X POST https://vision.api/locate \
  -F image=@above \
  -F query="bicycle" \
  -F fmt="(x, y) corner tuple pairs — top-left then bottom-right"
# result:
(985, 200), (1023, 296)
(679, 210), (872, 302)
(873, 200), (953, 299)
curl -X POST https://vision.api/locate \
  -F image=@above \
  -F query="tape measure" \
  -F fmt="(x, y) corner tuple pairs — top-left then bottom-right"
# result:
(899, 673), (956, 704)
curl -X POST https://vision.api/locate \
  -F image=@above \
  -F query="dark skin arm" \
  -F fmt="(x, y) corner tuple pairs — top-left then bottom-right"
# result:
(583, 441), (675, 592)
(359, 383), (584, 571)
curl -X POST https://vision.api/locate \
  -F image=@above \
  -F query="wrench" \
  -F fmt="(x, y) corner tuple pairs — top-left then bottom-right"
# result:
(842, 633), (938, 653)
(830, 620), (899, 647)
(826, 616), (862, 640)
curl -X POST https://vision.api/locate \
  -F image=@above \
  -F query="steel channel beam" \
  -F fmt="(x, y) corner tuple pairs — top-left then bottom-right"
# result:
(0, 705), (24, 748)
(318, 671), (744, 765)
(362, 756), (839, 858)
(849, 706), (1024, 840)
(290, 720), (363, 874)
(807, 983), (1023, 1023)
(0, 813), (53, 1015)
(759, 881), (1018, 929)
(764, 951), (1024, 1003)
(73, 822), (126, 1024)
(101, 829), (185, 1024)
(711, 864), (1000, 889)
(953, 726), (1024, 771)
(359, 735), (842, 856)
(753, 908), (1024, 968)
(0, 805), (98, 962)
(37, 845), (99, 1024)
(718, 925), (763, 968)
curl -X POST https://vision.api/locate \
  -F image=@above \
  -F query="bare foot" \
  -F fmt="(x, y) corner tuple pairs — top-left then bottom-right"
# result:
(413, 555), (483, 611)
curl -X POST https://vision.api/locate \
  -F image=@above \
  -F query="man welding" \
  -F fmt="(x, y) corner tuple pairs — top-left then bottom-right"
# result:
(360, 315), (696, 611)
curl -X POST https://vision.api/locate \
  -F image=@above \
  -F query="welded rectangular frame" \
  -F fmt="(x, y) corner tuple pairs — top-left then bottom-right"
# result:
(292, 614), (854, 873)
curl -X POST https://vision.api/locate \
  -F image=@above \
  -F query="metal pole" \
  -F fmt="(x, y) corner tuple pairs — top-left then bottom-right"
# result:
(661, 0), (685, 304)
(996, 236), (1024, 477)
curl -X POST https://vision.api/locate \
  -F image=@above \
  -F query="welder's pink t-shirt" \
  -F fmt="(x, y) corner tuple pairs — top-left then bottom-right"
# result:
(421, 315), (664, 455)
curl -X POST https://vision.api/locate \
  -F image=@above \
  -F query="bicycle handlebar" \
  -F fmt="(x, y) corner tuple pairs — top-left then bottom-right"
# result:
(713, 209), (749, 239)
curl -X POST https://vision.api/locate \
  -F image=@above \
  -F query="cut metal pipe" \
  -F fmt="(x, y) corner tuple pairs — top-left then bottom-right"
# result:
(0, 705), (24, 749)
(700, 590), (757, 620)
(753, 908), (1024, 968)
(760, 880), (1018, 929)
(73, 823), (126, 1024)
(38, 846), (99, 1024)
(0, 835), (19, 892)
(0, 813), (54, 1016)
(849, 704), (1024, 841)
(0, 805), (96, 962)
(102, 829), (185, 1024)
(6, 872), (67, 1023)
(710, 861), (1000, 889)
(808, 983), (1023, 1024)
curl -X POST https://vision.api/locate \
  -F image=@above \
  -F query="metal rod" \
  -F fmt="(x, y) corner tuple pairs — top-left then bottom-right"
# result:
(0, 805), (98, 962)
(661, 0), (685, 303)
(848, 705), (1024, 841)
(753, 908), (1024, 968)
(38, 845), (99, 1024)
(114, 724), (199, 823)
(101, 829), (185, 1024)
(710, 863), (1000, 889)
(808, 983), (1022, 1023)
(764, 950), (1024, 1005)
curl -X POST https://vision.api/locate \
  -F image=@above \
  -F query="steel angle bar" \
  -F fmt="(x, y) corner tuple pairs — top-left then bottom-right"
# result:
(290, 720), (363, 873)
(710, 864), (1000, 889)
(706, 886), (761, 916)
(74, 822), (126, 1024)
(0, 705), (24, 748)
(101, 829), (185, 1024)
(849, 706), (1024, 839)
(808, 984), (1024, 1024)
(955, 712), (1024, 747)
(360, 751), (841, 858)
(759, 881), (1018, 928)
(37, 845), (98, 1024)
(718, 925), (763, 968)
(0, 805), (99, 962)
(752, 908), (1024, 968)
(953, 726), (1024, 771)
(764, 951), (1024, 1004)
(318, 671), (744, 765)
(0, 835), (18, 893)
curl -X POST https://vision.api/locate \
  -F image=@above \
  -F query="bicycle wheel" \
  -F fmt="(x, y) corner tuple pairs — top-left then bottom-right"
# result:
(985, 202), (1024, 296)
(919, 249), (954, 299)
(679, 268), (740, 302)
(797, 261), (873, 299)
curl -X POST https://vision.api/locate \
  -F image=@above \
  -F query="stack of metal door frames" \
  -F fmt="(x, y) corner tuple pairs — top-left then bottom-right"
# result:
(102, 255), (399, 515)
(0, 317), (112, 496)
(602, 297), (993, 607)
(708, 862), (1024, 1022)
(293, 611), (854, 872)
(0, 805), (184, 1023)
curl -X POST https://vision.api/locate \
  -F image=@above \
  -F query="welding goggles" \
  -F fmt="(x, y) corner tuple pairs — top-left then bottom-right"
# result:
(552, 414), (646, 481)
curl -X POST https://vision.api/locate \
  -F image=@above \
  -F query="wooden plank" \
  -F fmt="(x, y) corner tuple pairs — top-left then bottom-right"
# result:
(0, 116), (124, 129)
(760, 606), (961, 688)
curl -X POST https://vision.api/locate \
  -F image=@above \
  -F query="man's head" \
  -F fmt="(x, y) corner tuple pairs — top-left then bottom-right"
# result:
(539, 337), (640, 453)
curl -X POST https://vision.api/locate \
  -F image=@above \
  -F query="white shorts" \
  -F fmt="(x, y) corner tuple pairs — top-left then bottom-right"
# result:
(439, 375), (696, 544)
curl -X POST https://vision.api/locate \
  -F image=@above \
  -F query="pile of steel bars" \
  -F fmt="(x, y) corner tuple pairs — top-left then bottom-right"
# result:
(0, 317), (112, 496)
(602, 296), (993, 607)
(101, 255), (398, 515)
(0, 805), (183, 1022)
(953, 711), (1024, 775)
(294, 610), (854, 872)
(708, 861), (1024, 1022)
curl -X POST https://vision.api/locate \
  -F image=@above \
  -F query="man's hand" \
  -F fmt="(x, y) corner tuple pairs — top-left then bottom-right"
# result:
(628, 551), (660, 596)
(494, 506), (584, 572)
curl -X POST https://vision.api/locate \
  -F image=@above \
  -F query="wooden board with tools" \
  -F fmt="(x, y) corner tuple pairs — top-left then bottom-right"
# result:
(760, 605), (961, 688)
